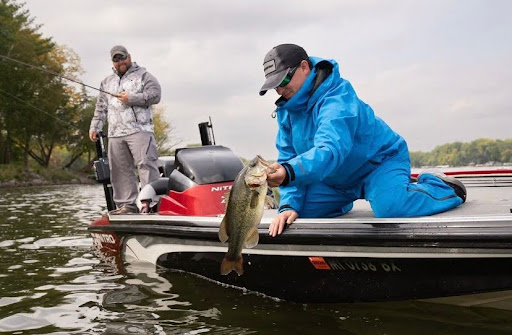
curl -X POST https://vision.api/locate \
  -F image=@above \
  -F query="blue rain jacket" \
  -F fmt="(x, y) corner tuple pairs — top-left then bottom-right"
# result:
(275, 57), (409, 213)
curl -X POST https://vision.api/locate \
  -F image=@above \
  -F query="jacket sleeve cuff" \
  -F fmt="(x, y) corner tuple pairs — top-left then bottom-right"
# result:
(281, 163), (295, 186)
(278, 204), (296, 213)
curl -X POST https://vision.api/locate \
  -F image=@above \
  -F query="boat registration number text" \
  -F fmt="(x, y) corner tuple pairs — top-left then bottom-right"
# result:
(309, 257), (402, 272)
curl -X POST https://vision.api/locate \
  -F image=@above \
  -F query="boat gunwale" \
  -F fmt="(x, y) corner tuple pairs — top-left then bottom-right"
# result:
(89, 215), (512, 249)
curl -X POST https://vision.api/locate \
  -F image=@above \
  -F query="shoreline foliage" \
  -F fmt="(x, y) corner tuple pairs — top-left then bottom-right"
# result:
(410, 138), (512, 168)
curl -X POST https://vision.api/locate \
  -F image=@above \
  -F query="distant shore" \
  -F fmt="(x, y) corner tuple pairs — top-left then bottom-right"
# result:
(0, 178), (97, 188)
(0, 168), (97, 188)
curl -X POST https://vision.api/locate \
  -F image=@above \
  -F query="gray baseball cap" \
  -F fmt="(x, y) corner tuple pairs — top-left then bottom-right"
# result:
(259, 44), (308, 96)
(110, 45), (129, 60)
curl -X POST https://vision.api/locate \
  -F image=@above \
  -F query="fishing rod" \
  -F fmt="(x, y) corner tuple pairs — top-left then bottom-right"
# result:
(0, 54), (117, 97)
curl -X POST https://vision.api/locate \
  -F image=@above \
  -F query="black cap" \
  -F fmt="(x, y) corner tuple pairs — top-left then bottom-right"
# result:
(259, 44), (308, 96)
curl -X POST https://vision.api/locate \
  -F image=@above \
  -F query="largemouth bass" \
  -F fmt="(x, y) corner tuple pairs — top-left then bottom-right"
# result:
(218, 155), (271, 276)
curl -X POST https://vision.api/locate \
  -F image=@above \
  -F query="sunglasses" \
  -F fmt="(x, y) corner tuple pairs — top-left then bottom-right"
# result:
(112, 54), (127, 62)
(279, 66), (299, 87)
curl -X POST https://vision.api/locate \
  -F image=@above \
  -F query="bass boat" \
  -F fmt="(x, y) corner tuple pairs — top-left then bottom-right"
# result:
(89, 122), (512, 303)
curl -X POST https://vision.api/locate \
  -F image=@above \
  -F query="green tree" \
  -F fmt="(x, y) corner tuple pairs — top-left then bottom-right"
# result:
(0, 0), (54, 166)
(0, 1), (85, 168)
(0, 0), (47, 163)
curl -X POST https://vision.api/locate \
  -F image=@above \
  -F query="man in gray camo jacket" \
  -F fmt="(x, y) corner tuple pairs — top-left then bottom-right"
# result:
(89, 45), (161, 214)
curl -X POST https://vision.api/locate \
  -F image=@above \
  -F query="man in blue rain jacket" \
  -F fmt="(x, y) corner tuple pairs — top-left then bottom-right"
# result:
(259, 44), (466, 237)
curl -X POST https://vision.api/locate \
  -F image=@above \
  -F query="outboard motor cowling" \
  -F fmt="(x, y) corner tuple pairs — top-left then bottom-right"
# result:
(174, 145), (244, 185)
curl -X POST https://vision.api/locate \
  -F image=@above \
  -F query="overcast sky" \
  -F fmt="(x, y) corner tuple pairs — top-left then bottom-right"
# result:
(22, 0), (512, 160)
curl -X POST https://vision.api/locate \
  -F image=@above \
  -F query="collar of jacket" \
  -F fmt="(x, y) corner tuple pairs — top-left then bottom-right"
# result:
(275, 58), (335, 114)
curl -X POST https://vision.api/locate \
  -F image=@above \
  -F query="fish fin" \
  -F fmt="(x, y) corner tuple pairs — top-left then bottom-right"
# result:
(249, 190), (260, 209)
(218, 216), (229, 243)
(220, 255), (244, 276)
(244, 228), (259, 249)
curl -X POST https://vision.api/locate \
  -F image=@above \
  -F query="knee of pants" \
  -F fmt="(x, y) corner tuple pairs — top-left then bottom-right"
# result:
(370, 188), (410, 218)
(138, 160), (158, 172)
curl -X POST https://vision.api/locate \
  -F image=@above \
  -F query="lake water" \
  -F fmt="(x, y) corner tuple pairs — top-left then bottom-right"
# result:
(2, 184), (512, 334)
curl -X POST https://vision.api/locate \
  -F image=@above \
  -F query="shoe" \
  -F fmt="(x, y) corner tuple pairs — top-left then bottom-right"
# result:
(109, 206), (138, 215)
(419, 171), (467, 203)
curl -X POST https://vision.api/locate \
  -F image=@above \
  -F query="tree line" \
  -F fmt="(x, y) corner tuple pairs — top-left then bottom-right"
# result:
(0, 0), (175, 172)
(410, 138), (512, 168)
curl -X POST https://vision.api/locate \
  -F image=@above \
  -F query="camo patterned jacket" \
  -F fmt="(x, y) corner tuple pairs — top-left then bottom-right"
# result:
(89, 62), (161, 138)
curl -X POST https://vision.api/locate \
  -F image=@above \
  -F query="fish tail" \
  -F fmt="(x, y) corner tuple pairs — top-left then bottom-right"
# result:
(220, 255), (244, 276)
